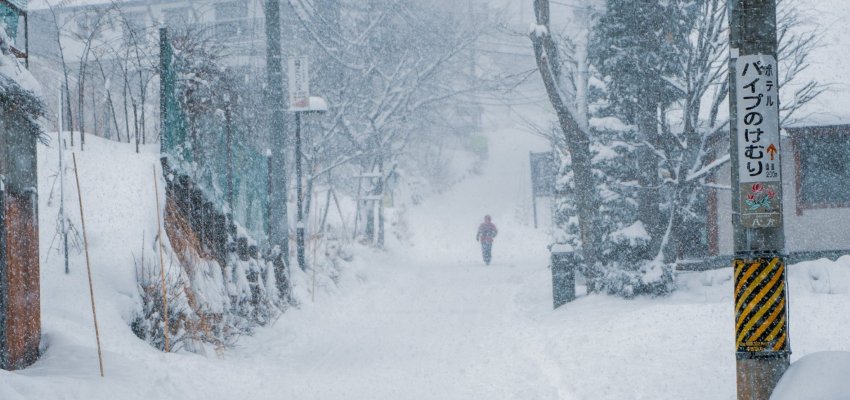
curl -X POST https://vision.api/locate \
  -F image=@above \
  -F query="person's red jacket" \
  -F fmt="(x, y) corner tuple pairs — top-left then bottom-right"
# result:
(477, 221), (498, 243)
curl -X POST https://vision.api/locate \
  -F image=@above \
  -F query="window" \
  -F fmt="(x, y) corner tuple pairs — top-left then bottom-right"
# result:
(215, 2), (248, 20)
(796, 127), (850, 209)
(215, 20), (253, 40)
(214, 2), (251, 41)
(163, 7), (191, 29)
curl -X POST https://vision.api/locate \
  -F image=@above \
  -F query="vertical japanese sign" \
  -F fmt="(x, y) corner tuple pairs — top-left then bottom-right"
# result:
(736, 55), (781, 229)
(288, 56), (310, 110)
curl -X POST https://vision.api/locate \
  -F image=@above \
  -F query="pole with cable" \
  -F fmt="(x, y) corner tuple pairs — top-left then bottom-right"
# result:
(729, 1), (790, 398)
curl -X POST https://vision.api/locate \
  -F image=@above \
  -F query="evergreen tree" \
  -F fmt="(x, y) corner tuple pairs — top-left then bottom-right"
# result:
(590, 0), (698, 262)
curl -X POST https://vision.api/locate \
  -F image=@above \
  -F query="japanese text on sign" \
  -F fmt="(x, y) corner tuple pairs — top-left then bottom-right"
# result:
(288, 56), (310, 110)
(736, 55), (780, 183)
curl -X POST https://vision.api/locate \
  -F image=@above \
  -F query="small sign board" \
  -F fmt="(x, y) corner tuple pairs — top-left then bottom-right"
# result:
(530, 151), (557, 197)
(287, 56), (310, 110)
(736, 54), (781, 228)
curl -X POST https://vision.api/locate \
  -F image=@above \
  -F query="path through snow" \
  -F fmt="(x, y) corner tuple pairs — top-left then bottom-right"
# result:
(5, 107), (850, 399)
(229, 111), (564, 399)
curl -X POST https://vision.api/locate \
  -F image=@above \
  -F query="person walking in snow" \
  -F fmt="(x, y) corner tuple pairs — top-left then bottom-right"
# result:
(476, 215), (498, 265)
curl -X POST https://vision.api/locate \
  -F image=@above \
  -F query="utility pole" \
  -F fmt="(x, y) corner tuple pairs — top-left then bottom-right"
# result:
(294, 111), (305, 271)
(265, 0), (291, 298)
(729, 1), (790, 399)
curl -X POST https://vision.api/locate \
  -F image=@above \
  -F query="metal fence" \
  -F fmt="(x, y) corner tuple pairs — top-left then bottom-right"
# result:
(160, 28), (269, 242)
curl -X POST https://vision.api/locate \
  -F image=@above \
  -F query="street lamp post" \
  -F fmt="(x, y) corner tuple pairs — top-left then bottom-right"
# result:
(293, 96), (328, 272)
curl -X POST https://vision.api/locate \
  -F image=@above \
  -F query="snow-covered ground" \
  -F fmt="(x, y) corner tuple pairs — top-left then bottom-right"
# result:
(1, 106), (850, 399)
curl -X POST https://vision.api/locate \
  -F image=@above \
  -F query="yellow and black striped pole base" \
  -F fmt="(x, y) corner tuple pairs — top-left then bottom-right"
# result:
(734, 255), (791, 399)
(734, 256), (790, 355)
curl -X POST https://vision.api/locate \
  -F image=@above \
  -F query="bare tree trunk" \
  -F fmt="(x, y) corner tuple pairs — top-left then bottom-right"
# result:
(530, 0), (601, 266)
(133, 101), (139, 153)
(62, 81), (74, 146)
(123, 71), (131, 143)
(47, 4), (75, 146)
(91, 78), (98, 138)
(319, 186), (332, 233)
(133, 46), (147, 145)
(77, 69), (85, 150)
(636, 109), (664, 259)
(95, 57), (123, 142)
(225, 102), (234, 210)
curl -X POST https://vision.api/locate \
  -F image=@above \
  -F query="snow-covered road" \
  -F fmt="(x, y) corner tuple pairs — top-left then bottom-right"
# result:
(235, 258), (561, 399)
(4, 108), (850, 400)
(228, 114), (563, 399)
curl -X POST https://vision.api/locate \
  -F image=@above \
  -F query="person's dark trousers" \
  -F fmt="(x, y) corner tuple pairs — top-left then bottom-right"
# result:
(481, 241), (493, 265)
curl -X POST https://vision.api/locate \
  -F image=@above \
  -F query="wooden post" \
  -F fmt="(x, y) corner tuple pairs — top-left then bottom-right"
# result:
(153, 165), (170, 352)
(72, 153), (104, 377)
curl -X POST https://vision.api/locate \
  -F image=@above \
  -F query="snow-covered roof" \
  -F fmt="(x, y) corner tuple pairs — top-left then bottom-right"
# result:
(0, 20), (45, 131)
(0, 18), (41, 94)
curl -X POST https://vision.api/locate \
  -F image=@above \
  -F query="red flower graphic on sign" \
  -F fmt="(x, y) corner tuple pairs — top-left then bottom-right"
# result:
(745, 183), (776, 212)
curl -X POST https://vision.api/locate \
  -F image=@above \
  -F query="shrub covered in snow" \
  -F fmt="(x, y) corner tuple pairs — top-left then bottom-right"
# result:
(0, 22), (45, 139)
(552, 127), (676, 298)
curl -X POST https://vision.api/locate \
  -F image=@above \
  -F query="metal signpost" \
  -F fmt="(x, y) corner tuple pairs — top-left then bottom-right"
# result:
(289, 56), (310, 271)
(288, 57), (327, 271)
(729, 1), (790, 399)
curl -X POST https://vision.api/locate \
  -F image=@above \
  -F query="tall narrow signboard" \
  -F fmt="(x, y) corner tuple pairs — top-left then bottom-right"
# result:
(288, 57), (310, 110)
(736, 55), (782, 229)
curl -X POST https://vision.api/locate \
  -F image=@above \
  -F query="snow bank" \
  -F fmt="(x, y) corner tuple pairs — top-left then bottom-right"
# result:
(790, 256), (850, 295)
(772, 351), (850, 400)
(36, 132), (163, 358)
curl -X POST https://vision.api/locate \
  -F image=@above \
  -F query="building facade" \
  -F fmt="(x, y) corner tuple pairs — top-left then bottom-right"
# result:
(711, 124), (850, 259)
